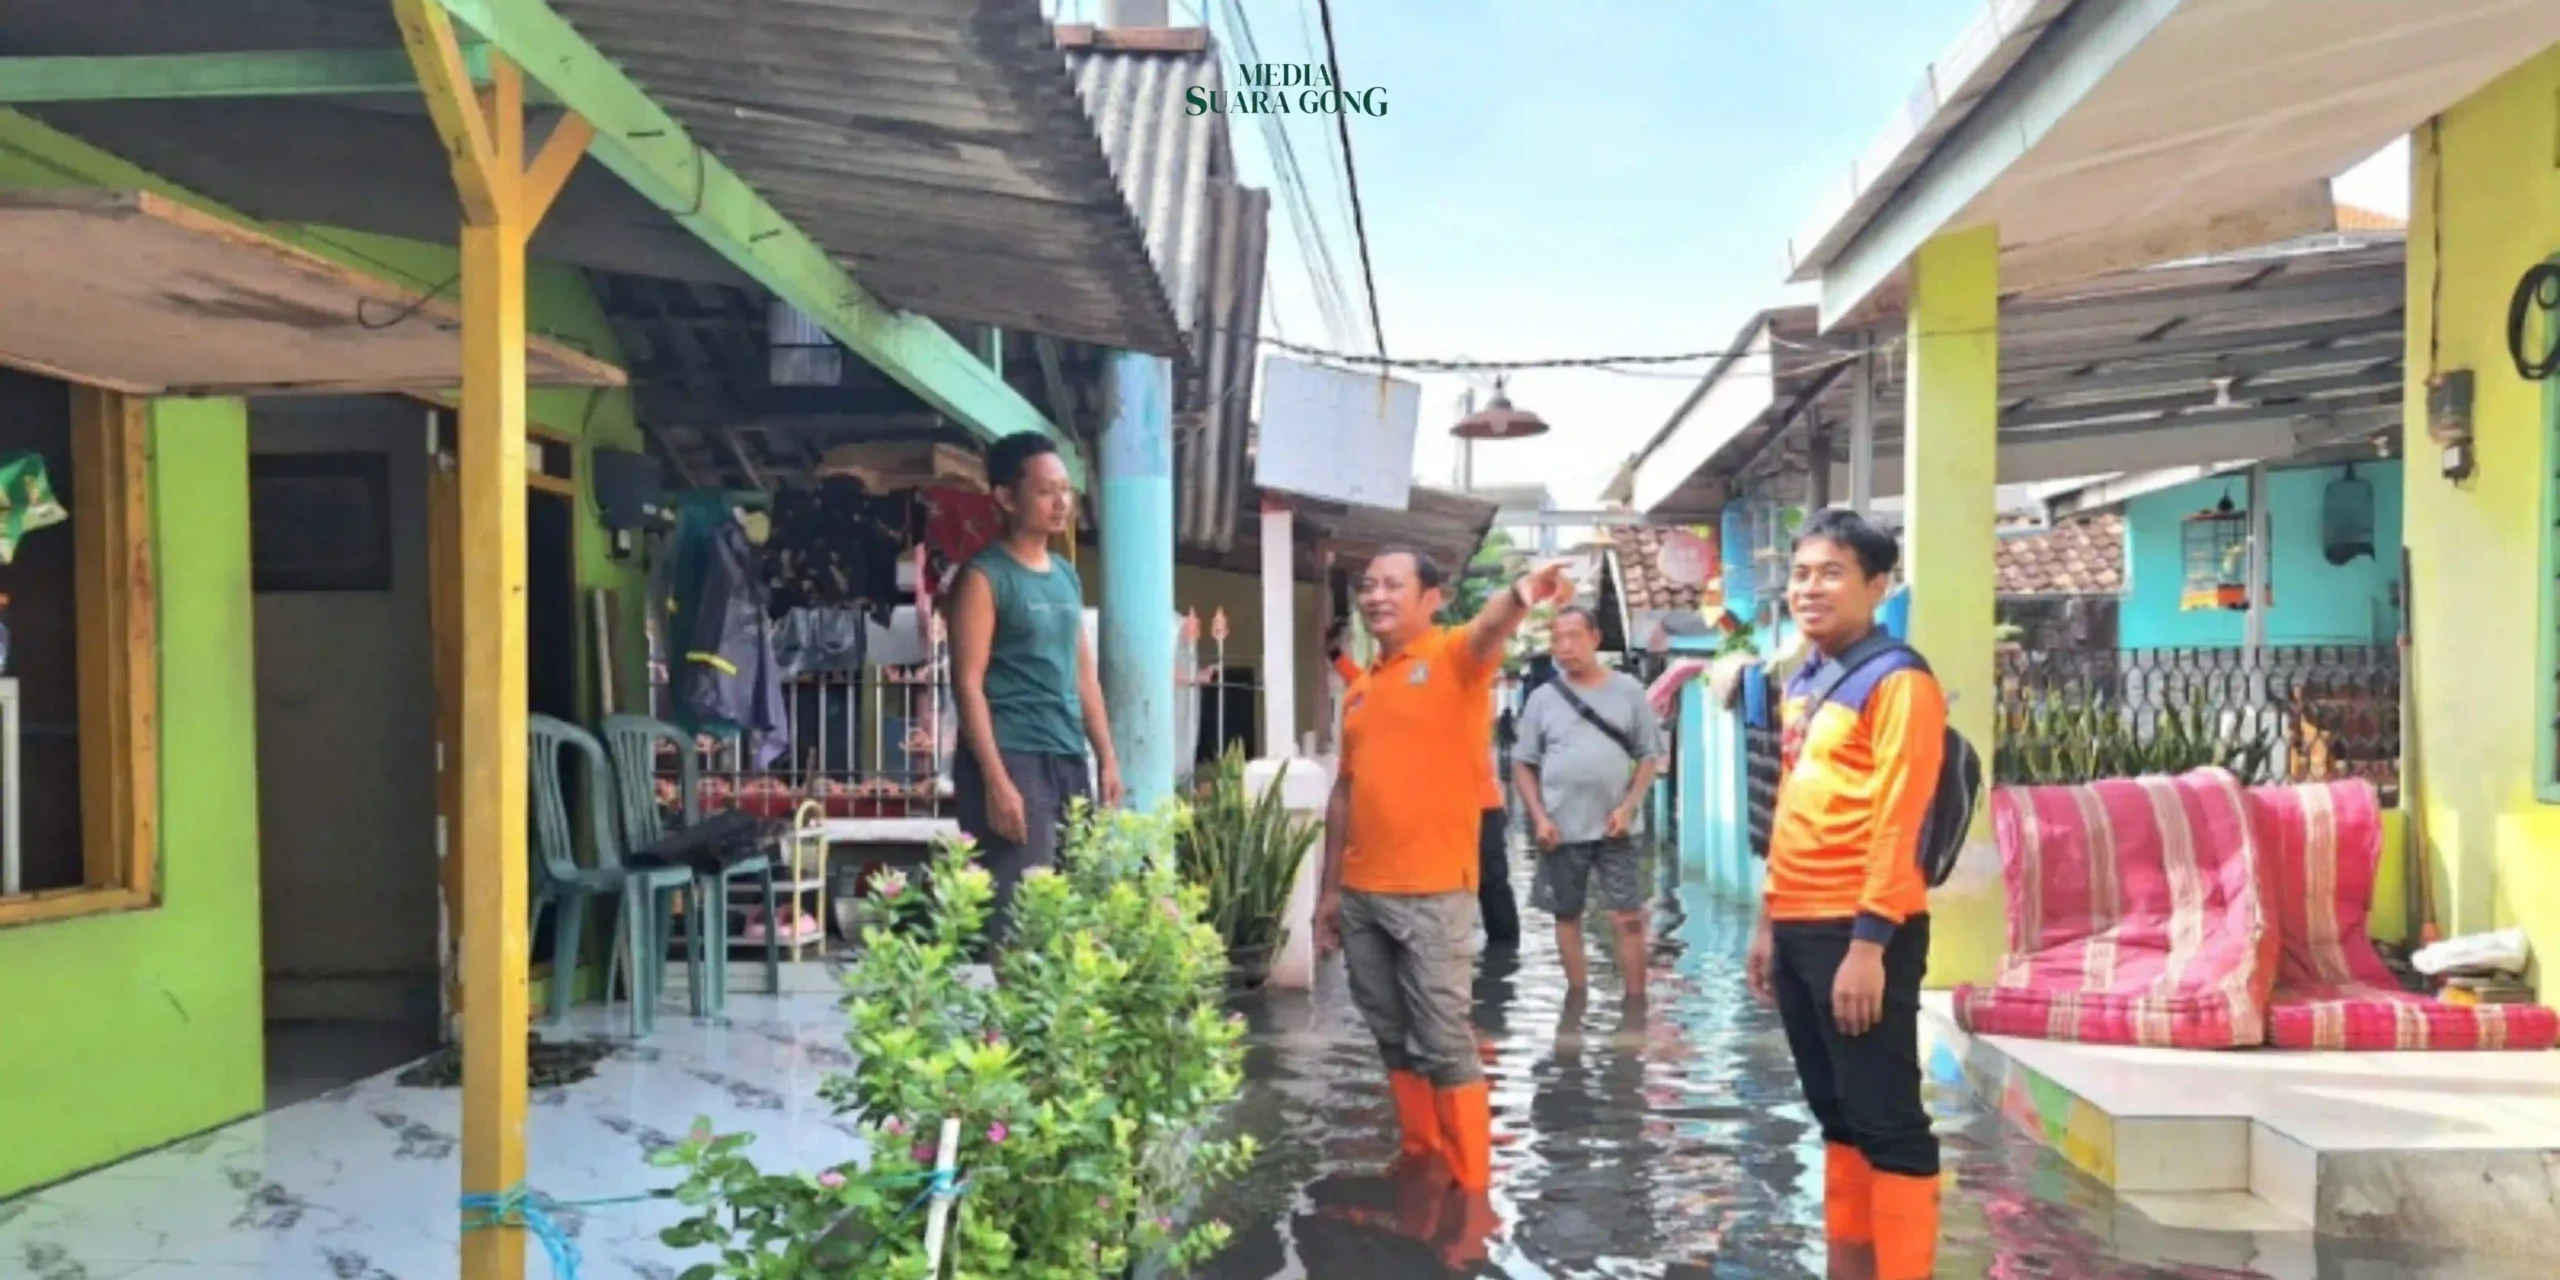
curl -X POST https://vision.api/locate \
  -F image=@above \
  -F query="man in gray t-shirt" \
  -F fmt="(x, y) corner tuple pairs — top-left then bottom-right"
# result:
(1514, 606), (1663, 1003)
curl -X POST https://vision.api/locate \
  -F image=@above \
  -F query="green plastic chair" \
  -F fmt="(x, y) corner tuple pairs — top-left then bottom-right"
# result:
(529, 714), (695, 1035)
(602, 714), (780, 1015)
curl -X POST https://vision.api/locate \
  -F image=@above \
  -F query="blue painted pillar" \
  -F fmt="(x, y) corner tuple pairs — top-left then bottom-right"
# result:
(1099, 349), (1178, 809)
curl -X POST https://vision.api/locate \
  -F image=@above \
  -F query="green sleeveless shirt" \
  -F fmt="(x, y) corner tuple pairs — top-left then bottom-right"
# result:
(971, 545), (1088, 757)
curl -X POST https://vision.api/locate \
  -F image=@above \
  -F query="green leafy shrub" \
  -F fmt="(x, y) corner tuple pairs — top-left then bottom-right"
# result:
(652, 805), (1254, 1279)
(1178, 746), (1321, 966)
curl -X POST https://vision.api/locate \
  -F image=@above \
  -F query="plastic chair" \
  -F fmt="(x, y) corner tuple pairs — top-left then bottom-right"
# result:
(530, 715), (695, 1035)
(602, 714), (780, 1014)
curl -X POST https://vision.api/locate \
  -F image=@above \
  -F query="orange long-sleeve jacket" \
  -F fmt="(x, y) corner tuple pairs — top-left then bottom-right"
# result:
(1766, 650), (1945, 943)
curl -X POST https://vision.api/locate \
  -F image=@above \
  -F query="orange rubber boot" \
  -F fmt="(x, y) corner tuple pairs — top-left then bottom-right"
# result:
(1872, 1171), (1941, 1280)
(1434, 1080), (1495, 1192)
(1390, 1071), (1445, 1163)
(1824, 1142), (1875, 1245)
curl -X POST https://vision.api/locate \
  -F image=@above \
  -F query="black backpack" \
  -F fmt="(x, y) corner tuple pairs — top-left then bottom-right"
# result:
(1793, 633), (1983, 888)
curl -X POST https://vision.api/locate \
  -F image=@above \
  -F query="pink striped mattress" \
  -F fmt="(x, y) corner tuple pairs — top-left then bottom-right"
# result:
(1953, 768), (2276, 1049)
(2252, 781), (2559, 1052)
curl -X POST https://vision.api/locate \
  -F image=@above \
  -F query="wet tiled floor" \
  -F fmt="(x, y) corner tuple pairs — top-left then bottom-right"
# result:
(1192, 860), (2551, 1279)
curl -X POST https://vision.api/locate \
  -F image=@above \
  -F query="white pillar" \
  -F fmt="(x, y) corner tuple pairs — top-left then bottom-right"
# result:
(1849, 336), (1877, 516)
(1260, 498), (1298, 759)
(1255, 756), (1332, 990)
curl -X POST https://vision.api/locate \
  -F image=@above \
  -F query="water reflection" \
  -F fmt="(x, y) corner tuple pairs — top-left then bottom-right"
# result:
(1198, 859), (2547, 1279)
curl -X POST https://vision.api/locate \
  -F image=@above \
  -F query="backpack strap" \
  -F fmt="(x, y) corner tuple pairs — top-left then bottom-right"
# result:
(1549, 680), (1643, 762)
(1801, 631), (1916, 716)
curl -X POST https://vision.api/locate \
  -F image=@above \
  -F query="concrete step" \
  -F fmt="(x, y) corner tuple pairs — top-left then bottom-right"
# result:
(1920, 992), (2560, 1262)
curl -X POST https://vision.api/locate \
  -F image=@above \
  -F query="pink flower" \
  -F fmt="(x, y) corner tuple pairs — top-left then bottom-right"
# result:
(1158, 896), (1183, 921)
(817, 1170), (847, 1190)
(1097, 1195), (1114, 1211)
(877, 873), (908, 900)
(913, 1143), (936, 1163)
(688, 1120), (713, 1144)
(986, 1122), (1010, 1145)
(1156, 1215), (1175, 1232)
(882, 1116), (908, 1136)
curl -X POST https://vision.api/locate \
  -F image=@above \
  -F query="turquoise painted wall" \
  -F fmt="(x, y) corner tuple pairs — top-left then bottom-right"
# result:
(1668, 638), (1762, 907)
(0, 399), (266, 1197)
(2121, 462), (2403, 649)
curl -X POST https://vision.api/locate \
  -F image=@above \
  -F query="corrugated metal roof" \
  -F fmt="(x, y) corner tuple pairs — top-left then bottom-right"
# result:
(1061, 25), (1273, 552)
(549, 0), (1185, 355)
(1636, 232), (2407, 515)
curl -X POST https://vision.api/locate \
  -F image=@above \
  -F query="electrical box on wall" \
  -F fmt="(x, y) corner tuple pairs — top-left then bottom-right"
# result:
(2427, 369), (2475, 481)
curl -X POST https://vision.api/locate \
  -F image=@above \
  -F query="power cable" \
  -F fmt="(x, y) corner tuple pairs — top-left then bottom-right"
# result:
(1244, 332), (1876, 375)
(1312, 0), (1387, 358)
(1221, 0), (1360, 349)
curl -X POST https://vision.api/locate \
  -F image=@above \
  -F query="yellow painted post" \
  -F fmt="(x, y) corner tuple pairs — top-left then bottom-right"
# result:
(1903, 225), (2003, 989)
(394, 3), (594, 1277)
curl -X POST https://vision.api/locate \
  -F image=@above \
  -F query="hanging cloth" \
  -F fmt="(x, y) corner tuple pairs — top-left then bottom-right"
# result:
(675, 508), (787, 767)
(0, 451), (67, 564)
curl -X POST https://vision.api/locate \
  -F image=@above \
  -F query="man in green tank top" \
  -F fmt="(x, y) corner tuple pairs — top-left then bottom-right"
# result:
(950, 433), (1123, 944)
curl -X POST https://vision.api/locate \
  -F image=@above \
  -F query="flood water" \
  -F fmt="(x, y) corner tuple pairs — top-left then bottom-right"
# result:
(1196, 856), (2542, 1280)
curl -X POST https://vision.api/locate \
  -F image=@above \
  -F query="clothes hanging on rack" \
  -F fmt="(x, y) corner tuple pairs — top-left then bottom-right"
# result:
(673, 501), (787, 767)
(764, 478), (913, 624)
(771, 605), (869, 680)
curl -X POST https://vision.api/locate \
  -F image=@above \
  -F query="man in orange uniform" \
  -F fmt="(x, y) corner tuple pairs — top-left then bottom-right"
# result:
(1332, 620), (1520, 951)
(1318, 547), (1569, 1193)
(1746, 509), (1945, 1280)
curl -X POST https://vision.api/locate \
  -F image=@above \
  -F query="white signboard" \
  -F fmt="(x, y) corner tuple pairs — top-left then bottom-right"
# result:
(1254, 355), (1421, 509)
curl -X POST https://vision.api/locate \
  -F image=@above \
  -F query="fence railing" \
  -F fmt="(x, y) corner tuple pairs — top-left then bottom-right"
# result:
(1733, 643), (2402, 850)
(1994, 645), (2400, 797)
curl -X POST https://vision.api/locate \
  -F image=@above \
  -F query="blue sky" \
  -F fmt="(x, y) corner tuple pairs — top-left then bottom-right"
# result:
(1055, 0), (2409, 510)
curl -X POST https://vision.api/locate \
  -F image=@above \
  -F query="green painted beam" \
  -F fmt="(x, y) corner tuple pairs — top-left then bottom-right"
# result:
(434, 0), (1084, 484)
(0, 46), (496, 103)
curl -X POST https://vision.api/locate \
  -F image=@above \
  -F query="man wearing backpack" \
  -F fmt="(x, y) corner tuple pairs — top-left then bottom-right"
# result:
(1747, 508), (1950, 1280)
(1514, 606), (1662, 1005)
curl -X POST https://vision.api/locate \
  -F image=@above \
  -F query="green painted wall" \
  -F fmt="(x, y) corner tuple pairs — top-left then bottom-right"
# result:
(0, 111), (657, 1194)
(0, 398), (267, 1197)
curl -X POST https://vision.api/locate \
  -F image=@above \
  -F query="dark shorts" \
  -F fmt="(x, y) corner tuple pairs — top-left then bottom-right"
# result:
(1530, 837), (1647, 919)
(953, 749), (1090, 941)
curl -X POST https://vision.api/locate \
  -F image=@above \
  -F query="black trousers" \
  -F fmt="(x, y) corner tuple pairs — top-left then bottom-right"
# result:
(1771, 915), (1939, 1178)
(1478, 808), (1519, 948)
(953, 749), (1090, 947)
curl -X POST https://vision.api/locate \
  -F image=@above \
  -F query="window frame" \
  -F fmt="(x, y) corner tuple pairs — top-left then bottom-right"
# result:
(0, 386), (160, 929)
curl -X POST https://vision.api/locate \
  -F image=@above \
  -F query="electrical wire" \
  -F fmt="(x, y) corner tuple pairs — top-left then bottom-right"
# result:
(1311, 0), (1387, 358)
(1220, 0), (1360, 349)
(1244, 331), (1875, 375)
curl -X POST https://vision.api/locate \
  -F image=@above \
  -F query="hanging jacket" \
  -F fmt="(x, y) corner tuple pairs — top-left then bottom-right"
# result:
(677, 512), (787, 768)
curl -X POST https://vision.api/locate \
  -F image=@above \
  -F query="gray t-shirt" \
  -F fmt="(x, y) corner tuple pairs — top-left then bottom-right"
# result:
(1515, 671), (1663, 845)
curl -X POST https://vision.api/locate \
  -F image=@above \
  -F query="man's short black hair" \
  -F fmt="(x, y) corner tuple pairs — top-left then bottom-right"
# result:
(986, 432), (1059, 490)
(1368, 545), (1446, 590)
(1794, 506), (1901, 580)
(1551, 604), (1602, 635)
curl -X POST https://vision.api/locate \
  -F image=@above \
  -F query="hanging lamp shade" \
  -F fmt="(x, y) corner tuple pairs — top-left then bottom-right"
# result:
(2179, 494), (2251, 612)
(2322, 464), (2377, 566)
(1451, 378), (1550, 440)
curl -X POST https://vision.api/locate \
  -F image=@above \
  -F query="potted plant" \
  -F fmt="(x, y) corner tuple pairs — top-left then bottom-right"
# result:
(653, 806), (1254, 1278)
(1178, 747), (1321, 989)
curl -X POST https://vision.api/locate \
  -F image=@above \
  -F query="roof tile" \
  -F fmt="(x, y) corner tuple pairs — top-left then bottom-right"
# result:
(1996, 514), (2125, 597)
